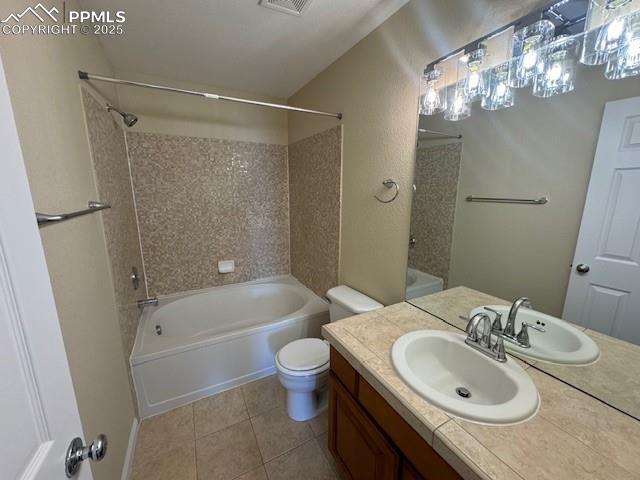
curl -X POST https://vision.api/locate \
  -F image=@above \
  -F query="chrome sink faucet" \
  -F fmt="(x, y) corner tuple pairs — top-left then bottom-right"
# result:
(491, 297), (544, 349)
(465, 312), (507, 362)
(505, 297), (532, 337)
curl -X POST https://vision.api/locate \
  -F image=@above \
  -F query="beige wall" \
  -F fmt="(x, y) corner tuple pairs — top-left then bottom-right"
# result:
(116, 71), (288, 145)
(422, 66), (640, 316)
(287, 0), (546, 305)
(0, 1), (136, 479)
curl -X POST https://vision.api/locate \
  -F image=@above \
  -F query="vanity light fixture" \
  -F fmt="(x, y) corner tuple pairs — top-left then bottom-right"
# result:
(482, 62), (515, 110)
(419, 67), (446, 115)
(444, 83), (471, 121)
(581, 0), (638, 64)
(419, 0), (640, 123)
(461, 44), (488, 102)
(605, 11), (640, 77)
(533, 36), (580, 97)
(510, 20), (556, 88)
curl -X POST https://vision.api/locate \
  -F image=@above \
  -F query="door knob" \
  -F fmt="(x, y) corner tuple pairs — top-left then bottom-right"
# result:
(65, 434), (108, 478)
(576, 264), (590, 274)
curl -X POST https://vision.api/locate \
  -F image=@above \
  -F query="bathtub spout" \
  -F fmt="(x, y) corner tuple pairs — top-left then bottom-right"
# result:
(137, 297), (158, 309)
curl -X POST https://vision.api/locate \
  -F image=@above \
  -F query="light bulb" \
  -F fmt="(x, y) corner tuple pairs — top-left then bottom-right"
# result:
(453, 94), (464, 112)
(607, 18), (626, 43)
(547, 62), (563, 81)
(468, 72), (480, 90)
(426, 87), (438, 104)
(523, 50), (538, 69)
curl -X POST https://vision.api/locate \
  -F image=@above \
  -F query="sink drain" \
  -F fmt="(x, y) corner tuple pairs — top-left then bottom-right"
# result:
(456, 387), (471, 398)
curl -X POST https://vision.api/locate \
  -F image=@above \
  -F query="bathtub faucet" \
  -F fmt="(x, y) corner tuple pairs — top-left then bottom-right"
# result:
(137, 297), (158, 309)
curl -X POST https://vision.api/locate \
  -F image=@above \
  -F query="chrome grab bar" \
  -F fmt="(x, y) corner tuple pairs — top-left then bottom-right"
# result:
(465, 196), (548, 205)
(36, 201), (111, 227)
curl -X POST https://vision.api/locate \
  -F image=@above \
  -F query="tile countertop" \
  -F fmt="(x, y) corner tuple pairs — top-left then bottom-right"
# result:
(321, 292), (640, 480)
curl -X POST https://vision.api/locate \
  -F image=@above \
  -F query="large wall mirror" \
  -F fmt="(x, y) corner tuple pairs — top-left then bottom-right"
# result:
(406, 0), (640, 420)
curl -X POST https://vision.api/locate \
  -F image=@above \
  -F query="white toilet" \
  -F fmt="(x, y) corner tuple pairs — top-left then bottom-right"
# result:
(275, 285), (383, 421)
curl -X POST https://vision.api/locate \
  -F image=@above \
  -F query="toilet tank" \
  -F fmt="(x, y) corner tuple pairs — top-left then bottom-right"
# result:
(326, 285), (383, 321)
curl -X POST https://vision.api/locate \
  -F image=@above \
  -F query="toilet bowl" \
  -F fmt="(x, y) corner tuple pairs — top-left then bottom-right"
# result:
(275, 285), (383, 421)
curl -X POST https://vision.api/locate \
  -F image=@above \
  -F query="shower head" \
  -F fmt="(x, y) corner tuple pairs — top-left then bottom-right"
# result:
(106, 104), (138, 127)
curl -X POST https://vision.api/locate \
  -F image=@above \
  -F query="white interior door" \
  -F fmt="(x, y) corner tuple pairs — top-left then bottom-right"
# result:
(563, 96), (640, 345)
(0, 57), (92, 478)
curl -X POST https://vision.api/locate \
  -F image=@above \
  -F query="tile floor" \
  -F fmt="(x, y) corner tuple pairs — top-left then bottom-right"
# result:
(131, 375), (338, 480)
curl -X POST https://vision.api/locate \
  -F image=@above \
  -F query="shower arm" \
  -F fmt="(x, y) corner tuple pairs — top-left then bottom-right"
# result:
(78, 71), (343, 120)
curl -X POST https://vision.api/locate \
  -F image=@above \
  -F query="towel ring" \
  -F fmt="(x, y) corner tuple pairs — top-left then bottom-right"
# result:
(374, 179), (399, 204)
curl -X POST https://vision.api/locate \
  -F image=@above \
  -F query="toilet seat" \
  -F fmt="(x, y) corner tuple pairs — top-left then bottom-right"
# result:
(276, 338), (330, 377)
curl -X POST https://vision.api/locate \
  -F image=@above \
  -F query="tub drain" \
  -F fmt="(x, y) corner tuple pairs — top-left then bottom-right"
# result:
(456, 387), (471, 398)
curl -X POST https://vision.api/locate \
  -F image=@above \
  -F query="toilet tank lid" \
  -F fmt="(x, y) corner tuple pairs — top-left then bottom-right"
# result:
(326, 285), (383, 314)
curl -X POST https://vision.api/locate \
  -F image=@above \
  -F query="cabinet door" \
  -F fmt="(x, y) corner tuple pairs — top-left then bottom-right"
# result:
(329, 373), (400, 480)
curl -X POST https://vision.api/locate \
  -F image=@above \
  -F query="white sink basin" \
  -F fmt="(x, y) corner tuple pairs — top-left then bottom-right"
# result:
(392, 330), (539, 425)
(470, 306), (600, 365)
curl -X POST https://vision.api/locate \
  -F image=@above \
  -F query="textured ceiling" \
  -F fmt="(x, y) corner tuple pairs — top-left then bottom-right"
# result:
(80, 0), (410, 98)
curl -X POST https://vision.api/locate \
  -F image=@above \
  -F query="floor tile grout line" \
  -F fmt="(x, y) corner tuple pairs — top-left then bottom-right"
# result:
(248, 414), (267, 465)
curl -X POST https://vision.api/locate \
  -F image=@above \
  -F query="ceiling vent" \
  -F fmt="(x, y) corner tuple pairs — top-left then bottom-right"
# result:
(259, 0), (312, 16)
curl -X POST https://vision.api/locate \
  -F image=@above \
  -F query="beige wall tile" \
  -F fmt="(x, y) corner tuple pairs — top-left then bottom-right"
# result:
(288, 126), (342, 297)
(127, 132), (290, 296)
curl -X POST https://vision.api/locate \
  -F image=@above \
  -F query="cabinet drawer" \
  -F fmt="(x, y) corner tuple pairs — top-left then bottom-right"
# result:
(330, 346), (358, 395)
(329, 373), (400, 479)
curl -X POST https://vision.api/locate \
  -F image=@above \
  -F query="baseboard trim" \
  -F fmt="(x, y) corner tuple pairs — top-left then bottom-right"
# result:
(121, 417), (139, 480)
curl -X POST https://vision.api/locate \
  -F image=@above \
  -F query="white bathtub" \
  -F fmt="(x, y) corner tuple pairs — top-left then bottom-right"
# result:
(131, 275), (329, 418)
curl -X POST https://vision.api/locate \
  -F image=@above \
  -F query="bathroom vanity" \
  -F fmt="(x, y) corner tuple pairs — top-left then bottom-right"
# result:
(329, 346), (460, 479)
(323, 290), (640, 480)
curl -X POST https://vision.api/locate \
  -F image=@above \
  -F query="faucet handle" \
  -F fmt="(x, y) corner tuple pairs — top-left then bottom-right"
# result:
(484, 307), (503, 331)
(492, 337), (507, 362)
(516, 322), (532, 348)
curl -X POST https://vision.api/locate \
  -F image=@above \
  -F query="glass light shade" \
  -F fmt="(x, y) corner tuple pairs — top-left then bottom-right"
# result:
(533, 37), (580, 97)
(581, 0), (638, 65)
(461, 45), (488, 102)
(444, 84), (471, 121)
(605, 12), (640, 78)
(419, 68), (446, 115)
(510, 20), (555, 88)
(481, 63), (515, 110)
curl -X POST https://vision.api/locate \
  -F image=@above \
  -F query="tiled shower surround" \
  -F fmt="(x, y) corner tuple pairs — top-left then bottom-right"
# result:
(82, 88), (147, 407)
(288, 127), (342, 298)
(82, 96), (342, 379)
(126, 132), (290, 296)
(409, 142), (462, 287)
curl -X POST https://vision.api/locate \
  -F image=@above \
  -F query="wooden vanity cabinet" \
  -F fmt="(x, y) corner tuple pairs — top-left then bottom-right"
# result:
(328, 348), (461, 480)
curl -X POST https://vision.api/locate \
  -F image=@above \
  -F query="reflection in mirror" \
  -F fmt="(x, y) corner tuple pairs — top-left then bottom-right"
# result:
(406, 0), (640, 421)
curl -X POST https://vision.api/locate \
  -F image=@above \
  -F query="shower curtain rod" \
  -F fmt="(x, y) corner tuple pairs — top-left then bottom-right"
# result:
(78, 71), (343, 120)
